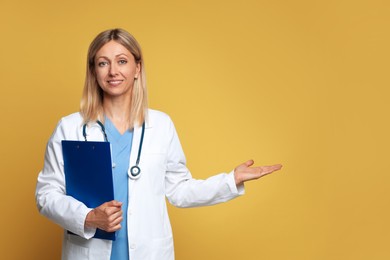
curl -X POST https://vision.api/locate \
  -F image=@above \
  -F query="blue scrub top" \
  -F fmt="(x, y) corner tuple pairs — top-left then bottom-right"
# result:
(105, 117), (133, 260)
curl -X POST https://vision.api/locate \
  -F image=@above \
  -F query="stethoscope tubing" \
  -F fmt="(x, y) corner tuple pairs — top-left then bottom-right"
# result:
(82, 120), (145, 179)
(129, 121), (145, 179)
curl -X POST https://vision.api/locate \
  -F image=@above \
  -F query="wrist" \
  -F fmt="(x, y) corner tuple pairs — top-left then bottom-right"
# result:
(84, 209), (95, 228)
(234, 171), (242, 186)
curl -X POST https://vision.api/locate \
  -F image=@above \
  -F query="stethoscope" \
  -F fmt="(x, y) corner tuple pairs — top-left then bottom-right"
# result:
(82, 120), (146, 179)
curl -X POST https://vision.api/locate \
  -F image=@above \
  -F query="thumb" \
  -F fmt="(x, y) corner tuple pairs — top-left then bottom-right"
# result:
(244, 159), (255, 167)
(236, 160), (254, 171)
(106, 200), (122, 207)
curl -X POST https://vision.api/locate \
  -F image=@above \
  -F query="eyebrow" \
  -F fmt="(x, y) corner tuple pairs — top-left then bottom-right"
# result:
(96, 53), (130, 60)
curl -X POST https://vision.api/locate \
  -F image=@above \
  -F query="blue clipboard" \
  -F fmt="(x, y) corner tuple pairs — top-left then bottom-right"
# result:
(62, 140), (116, 241)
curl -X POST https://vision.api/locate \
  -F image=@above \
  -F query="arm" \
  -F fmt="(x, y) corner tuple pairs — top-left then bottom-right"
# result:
(164, 118), (282, 208)
(163, 118), (239, 208)
(35, 119), (96, 238)
(35, 118), (124, 238)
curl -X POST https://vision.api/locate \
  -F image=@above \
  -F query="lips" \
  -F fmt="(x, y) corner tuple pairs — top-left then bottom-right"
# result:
(107, 80), (123, 86)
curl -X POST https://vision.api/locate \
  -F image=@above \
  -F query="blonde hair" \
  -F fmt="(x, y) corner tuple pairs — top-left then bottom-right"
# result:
(80, 28), (148, 128)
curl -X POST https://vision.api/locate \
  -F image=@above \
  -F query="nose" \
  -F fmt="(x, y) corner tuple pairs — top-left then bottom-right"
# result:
(109, 63), (119, 76)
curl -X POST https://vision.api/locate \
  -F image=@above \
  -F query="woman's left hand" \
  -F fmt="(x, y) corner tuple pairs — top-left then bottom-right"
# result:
(234, 160), (282, 185)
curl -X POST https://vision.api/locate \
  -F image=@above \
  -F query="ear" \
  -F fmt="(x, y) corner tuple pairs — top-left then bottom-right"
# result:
(135, 62), (141, 79)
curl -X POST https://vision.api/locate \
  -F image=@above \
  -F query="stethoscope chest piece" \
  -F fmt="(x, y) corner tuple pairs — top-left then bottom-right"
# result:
(129, 166), (141, 179)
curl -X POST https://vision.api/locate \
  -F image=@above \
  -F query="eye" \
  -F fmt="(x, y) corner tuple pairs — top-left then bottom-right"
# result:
(118, 59), (128, 65)
(97, 61), (109, 67)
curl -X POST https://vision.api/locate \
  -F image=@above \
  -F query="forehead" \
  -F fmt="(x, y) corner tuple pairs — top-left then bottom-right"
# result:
(95, 40), (132, 58)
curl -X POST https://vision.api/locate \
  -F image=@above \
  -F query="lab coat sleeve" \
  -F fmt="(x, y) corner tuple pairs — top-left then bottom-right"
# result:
(35, 118), (96, 239)
(164, 118), (245, 208)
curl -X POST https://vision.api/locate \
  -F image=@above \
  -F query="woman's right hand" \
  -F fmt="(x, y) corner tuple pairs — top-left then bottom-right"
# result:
(85, 200), (123, 232)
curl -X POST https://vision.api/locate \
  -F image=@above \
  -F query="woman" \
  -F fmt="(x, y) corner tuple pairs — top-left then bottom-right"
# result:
(35, 28), (282, 260)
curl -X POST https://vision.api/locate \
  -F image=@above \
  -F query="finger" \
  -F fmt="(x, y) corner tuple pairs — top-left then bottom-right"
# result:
(262, 164), (283, 173)
(244, 164), (281, 178)
(272, 164), (283, 170)
(252, 164), (281, 172)
(108, 212), (123, 226)
(110, 212), (123, 225)
(106, 200), (123, 207)
(104, 219), (122, 232)
(255, 165), (282, 177)
(111, 209), (123, 219)
(104, 206), (123, 216)
(98, 201), (121, 212)
(106, 213), (123, 232)
(106, 221), (122, 232)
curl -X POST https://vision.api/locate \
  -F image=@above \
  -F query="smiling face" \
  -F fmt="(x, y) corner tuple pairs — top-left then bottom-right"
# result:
(94, 40), (140, 99)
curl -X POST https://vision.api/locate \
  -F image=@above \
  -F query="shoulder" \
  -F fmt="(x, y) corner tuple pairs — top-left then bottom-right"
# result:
(146, 109), (178, 136)
(58, 112), (83, 127)
(49, 112), (83, 143)
(50, 112), (83, 140)
(147, 109), (173, 125)
(148, 109), (170, 120)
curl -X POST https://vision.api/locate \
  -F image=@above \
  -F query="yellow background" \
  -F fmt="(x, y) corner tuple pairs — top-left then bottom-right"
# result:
(0, 0), (389, 259)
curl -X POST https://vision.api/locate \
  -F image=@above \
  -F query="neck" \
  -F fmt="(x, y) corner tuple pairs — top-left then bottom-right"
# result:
(103, 96), (132, 134)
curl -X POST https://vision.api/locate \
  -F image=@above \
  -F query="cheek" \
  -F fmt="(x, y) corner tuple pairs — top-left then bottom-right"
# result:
(95, 70), (106, 85)
(125, 66), (138, 78)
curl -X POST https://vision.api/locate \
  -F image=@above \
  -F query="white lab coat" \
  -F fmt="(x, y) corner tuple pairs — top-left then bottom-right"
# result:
(36, 109), (244, 260)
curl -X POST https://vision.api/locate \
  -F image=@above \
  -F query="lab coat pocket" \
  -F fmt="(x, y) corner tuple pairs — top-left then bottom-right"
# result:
(141, 153), (166, 195)
(63, 234), (89, 260)
(151, 236), (174, 260)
